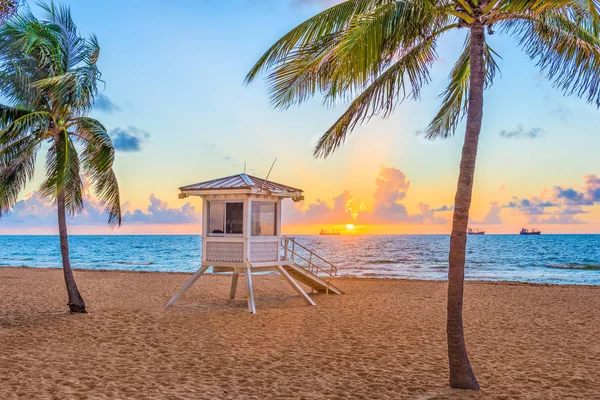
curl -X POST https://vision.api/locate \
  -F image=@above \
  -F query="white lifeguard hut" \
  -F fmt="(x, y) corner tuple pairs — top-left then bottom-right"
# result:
(165, 173), (343, 313)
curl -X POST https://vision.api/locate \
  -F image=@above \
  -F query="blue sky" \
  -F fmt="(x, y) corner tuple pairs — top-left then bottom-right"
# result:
(1, 0), (599, 234)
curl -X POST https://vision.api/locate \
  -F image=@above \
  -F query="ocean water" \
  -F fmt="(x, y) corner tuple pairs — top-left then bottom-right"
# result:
(1, 235), (599, 285)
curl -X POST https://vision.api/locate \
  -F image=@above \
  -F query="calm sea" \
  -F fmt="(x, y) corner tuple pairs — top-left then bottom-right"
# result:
(1, 235), (599, 285)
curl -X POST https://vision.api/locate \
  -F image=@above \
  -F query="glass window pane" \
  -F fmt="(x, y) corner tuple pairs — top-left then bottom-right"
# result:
(226, 203), (243, 234)
(251, 202), (276, 236)
(208, 203), (224, 234)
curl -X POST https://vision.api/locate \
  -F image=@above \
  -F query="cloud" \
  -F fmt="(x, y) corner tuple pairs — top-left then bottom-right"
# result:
(472, 202), (503, 225)
(584, 175), (600, 202)
(284, 166), (449, 225)
(94, 93), (121, 113)
(433, 205), (454, 212)
(1, 191), (199, 227)
(499, 125), (544, 139)
(555, 187), (590, 205)
(123, 195), (200, 224)
(1, 191), (59, 226)
(554, 175), (600, 207)
(1, 190), (108, 227)
(504, 197), (557, 216)
(413, 203), (449, 225)
(284, 190), (357, 225)
(109, 126), (150, 152)
(368, 166), (412, 223)
(502, 175), (600, 224)
(551, 105), (572, 122)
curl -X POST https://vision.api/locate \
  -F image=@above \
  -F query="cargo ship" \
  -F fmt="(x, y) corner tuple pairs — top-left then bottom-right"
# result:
(319, 228), (340, 236)
(520, 228), (541, 235)
(467, 228), (485, 235)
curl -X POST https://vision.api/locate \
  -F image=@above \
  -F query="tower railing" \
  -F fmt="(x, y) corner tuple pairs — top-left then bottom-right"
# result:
(280, 236), (338, 285)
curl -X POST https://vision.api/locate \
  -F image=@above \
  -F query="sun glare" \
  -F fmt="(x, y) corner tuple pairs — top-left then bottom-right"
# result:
(346, 224), (355, 230)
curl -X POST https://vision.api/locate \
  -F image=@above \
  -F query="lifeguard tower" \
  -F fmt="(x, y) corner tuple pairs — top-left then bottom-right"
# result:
(165, 173), (343, 313)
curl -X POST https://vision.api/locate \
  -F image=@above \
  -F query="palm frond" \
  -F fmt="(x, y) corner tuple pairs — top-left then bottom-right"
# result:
(258, 1), (450, 110)
(0, 104), (32, 127)
(40, 129), (83, 216)
(0, 110), (53, 143)
(321, 1), (450, 105)
(426, 40), (500, 139)
(0, 135), (40, 215)
(313, 30), (443, 158)
(266, 33), (342, 109)
(0, 3), (100, 114)
(39, 1), (87, 71)
(501, 8), (600, 106)
(0, 0), (20, 23)
(245, 0), (384, 84)
(74, 117), (121, 226)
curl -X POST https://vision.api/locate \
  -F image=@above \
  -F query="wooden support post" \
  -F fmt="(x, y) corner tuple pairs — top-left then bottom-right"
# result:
(277, 266), (316, 306)
(229, 272), (239, 299)
(245, 269), (256, 314)
(165, 266), (209, 308)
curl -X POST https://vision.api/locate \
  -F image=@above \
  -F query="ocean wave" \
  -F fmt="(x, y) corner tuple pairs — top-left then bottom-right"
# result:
(365, 259), (405, 265)
(115, 261), (154, 266)
(545, 263), (600, 271)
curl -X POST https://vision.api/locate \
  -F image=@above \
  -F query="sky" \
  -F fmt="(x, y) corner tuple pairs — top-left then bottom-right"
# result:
(1, 0), (599, 235)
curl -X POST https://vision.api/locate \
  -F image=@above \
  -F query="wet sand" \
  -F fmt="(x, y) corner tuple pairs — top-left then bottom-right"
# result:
(1, 267), (599, 399)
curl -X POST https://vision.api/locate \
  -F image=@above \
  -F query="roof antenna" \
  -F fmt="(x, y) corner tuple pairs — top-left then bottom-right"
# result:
(260, 158), (277, 191)
(244, 162), (247, 174)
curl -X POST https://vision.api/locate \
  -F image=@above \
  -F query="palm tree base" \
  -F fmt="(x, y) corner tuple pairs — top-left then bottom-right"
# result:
(450, 376), (480, 391)
(68, 303), (87, 313)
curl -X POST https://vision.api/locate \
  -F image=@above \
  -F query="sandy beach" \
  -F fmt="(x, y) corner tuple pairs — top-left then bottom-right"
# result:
(1, 267), (599, 399)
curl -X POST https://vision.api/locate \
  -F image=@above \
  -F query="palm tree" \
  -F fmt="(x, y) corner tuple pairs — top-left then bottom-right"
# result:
(246, 0), (600, 390)
(0, 3), (121, 313)
(0, 0), (19, 23)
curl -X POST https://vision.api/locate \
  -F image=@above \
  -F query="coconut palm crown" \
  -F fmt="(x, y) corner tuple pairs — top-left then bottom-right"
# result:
(246, 0), (600, 390)
(0, 2), (121, 313)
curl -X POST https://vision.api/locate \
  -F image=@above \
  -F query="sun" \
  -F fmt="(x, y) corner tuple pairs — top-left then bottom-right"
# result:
(346, 224), (355, 231)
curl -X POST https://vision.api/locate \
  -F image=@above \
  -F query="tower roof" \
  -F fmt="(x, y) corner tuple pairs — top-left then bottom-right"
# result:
(179, 173), (303, 199)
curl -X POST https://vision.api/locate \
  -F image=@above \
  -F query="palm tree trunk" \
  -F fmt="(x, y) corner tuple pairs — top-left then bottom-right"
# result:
(57, 189), (87, 313)
(446, 23), (485, 390)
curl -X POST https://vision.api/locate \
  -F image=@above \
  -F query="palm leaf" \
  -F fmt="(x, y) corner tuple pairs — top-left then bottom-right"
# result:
(0, 135), (40, 215)
(426, 39), (500, 139)
(0, 110), (53, 143)
(74, 117), (121, 226)
(39, 129), (83, 216)
(245, 0), (384, 84)
(0, 104), (32, 126)
(313, 29), (444, 158)
(501, 8), (600, 106)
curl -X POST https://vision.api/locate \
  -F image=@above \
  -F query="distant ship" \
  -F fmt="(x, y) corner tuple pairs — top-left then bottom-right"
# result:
(520, 228), (541, 235)
(319, 228), (340, 236)
(467, 228), (485, 235)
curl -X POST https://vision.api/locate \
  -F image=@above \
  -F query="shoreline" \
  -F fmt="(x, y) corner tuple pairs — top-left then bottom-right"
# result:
(3, 265), (600, 289)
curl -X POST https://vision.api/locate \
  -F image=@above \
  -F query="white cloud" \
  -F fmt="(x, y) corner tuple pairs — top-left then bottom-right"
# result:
(0, 192), (200, 228)
(283, 165), (449, 225)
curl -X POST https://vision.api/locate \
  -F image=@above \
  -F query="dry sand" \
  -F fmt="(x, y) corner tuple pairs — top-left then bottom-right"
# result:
(1, 267), (599, 399)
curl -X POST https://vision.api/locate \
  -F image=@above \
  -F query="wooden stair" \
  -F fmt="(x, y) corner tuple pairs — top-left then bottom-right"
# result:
(283, 263), (344, 295)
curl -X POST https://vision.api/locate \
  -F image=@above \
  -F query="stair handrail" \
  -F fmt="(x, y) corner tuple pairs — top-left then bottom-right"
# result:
(280, 236), (338, 282)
